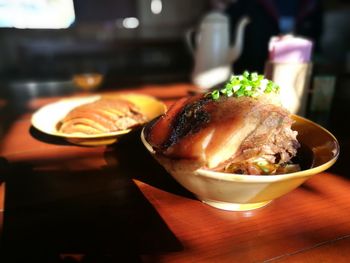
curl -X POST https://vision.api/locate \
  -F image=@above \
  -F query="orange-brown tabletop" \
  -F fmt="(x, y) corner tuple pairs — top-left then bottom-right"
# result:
(1, 84), (349, 262)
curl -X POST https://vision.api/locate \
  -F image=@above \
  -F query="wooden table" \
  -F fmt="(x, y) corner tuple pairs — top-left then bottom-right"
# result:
(1, 84), (350, 262)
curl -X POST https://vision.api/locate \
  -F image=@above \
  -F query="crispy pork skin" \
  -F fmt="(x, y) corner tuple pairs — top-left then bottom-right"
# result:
(144, 94), (299, 170)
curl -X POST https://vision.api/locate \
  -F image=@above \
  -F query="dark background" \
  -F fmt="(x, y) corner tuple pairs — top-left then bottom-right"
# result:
(0, 0), (350, 136)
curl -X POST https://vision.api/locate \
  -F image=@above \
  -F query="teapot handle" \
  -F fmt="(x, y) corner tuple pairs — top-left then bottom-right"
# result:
(185, 27), (196, 54)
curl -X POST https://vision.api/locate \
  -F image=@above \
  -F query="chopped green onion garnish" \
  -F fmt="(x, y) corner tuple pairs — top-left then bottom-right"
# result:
(210, 71), (280, 100)
(211, 89), (220, 100)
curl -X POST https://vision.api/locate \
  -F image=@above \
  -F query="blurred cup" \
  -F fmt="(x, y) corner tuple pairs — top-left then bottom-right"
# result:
(73, 73), (104, 92)
(265, 61), (313, 116)
(309, 75), (336, 126)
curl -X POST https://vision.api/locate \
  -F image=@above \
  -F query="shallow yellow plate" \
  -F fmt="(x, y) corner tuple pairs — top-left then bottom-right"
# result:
(31, 94), (166, 146)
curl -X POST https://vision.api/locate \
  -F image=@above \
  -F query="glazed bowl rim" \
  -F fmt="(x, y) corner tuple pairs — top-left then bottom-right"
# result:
(141, 114), (339, 183)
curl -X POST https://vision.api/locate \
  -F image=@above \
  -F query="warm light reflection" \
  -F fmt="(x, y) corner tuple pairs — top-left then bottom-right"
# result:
(241, 211), (256, 218)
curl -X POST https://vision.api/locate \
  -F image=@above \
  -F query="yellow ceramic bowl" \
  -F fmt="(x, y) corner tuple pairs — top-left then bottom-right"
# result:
(141, 115), (340, 211)
(32, 94), (166, 146)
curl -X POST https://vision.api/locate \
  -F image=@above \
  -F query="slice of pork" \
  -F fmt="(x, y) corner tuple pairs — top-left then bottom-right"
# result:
(145, 94), (299, 170)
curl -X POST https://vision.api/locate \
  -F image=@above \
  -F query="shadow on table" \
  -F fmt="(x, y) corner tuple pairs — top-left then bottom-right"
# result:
(29, 126), (74, 146)
(104, 130), (195, 200)
(0, 149), (183, 262)
(31, 123), (198, 198)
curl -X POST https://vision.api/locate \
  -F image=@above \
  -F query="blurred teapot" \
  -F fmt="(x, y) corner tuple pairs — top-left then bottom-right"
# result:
(186, 13), (250, 90)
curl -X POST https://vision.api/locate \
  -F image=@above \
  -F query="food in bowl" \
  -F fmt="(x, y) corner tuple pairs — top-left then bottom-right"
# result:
(144, 71), (300, 175)
(141, 71), (339, 211)
(57, 97), (147, 135)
